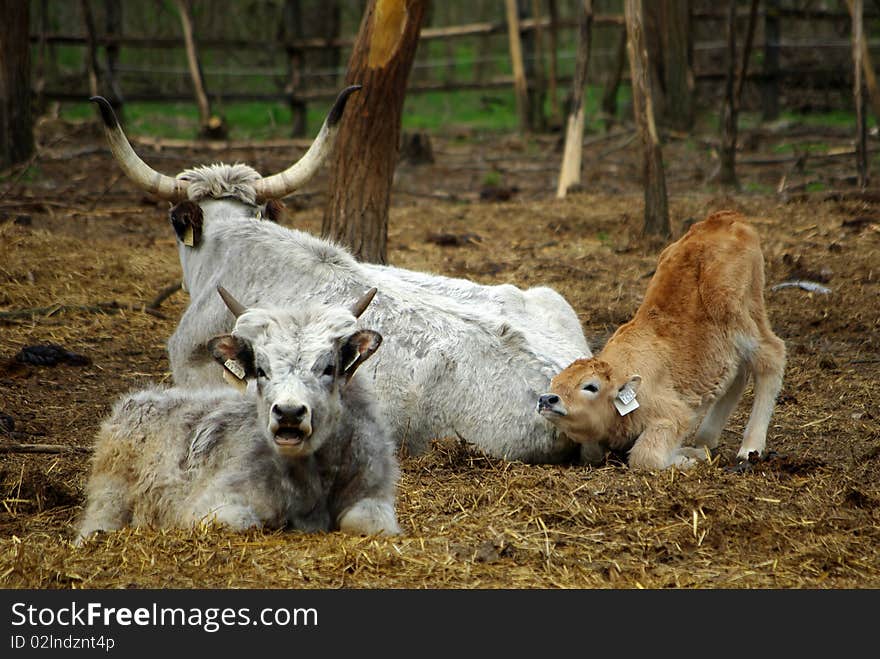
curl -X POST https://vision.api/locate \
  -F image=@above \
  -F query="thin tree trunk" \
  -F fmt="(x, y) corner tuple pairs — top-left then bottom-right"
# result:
(601, 25), (627, 128)
(282, 0), (307, 137)
(34, 0), (49, 116)
(322, 0), (429, 264)
(505, 0), (530, 132)
(846, 0), (880, 123)
(104, 0), (124, 113)
(546, 0), (560, 125)
(80, 0), (100, 98)
(851, 0), (869, 188)
(625, 0), (669, 238)
(175, 0), (226, 139)
(0, 0), (33, 169)
(557, 0), (593, 198)
(735, 0), (759, 107)
(719, 0), (739, 189)
(762, 0), (780, 121)
(520, 0), (545, 131)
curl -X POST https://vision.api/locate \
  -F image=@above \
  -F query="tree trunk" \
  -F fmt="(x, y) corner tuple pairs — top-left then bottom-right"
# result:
(0, 0), (33, 170)
(762, 0), (780, 121)
(625, 0), (669, 238)
(719, 0), (739, 189)
(556, 0), (593, 198)
(851, 0), (869, 188)
(104, 0), (124, 112)
(175, 0), (226, 139)
(546, 0), (560, 125)
(600, 24), (627, 128)
(282, 0), (307, 137)
(659, 0), (693, 131)
(846, 0), (880, 124)
(321, 0), (428, 264)
(522, 0), (545, 131)
(80, 0), (100, 98)
(735, 0), (760, 106)
(504, 0), (530, 132)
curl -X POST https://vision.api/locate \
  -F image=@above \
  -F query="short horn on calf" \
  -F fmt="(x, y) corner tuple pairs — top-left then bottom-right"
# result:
(350, 287), (377, 319)
(217, 285), (247, 318)
(251, 85), (361, 201)
(90, 96), (189, 202)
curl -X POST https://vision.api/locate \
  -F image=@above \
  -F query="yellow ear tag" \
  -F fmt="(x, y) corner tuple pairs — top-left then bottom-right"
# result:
(222, 363), (247, 393)
(183, 226), (195, 247)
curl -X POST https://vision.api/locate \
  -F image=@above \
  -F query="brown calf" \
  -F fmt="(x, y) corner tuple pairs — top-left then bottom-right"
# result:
(537, 211), (786, 470)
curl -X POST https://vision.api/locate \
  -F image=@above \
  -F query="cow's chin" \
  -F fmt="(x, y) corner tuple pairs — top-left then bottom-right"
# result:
(272, 426), (314, 458)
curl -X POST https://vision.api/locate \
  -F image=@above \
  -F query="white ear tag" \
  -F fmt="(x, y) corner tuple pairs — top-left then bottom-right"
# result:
(182, 226), (195, 247)
(614, 385), (640, 416)
(224, 359), (245, 380)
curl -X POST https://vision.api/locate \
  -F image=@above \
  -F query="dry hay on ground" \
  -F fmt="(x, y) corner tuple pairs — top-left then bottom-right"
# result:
(0, 121), (878, 589)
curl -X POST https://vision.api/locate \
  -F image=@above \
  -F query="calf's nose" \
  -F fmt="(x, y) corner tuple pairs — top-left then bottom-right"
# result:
(272, 403), (308, 424)
(538, 394), (560, 408)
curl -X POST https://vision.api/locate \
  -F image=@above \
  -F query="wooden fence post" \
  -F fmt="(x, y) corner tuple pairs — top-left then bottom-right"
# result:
(556, 0), (593, 198)
(625, 0), (670, 238)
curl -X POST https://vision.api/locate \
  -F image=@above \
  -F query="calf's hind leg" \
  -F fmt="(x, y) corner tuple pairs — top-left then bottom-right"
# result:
(738, 334), (786, 460)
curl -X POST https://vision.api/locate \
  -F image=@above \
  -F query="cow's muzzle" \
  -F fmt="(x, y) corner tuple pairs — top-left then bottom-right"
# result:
(536, 394), (566, 418)
(270, 403), (312, 445)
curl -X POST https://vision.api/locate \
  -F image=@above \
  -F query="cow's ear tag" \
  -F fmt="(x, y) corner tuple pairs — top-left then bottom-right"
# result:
(224, 359), (245, 380)
(183, 226), (195, 247)
(614, 384), (639, 416)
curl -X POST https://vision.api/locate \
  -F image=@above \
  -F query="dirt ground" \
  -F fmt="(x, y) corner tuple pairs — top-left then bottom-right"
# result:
(0, 114), (878, 589)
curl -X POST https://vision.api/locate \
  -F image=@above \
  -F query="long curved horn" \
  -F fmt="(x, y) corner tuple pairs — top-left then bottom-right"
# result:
(217, 285), (247, 318)
(350, 287), (377, 319)
(252, 85), (361, 201)
(90, 96), (189, 202)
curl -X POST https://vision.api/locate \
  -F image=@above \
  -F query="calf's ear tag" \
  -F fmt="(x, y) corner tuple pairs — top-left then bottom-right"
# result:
(183, 226), (195, 247)
(224, 359), (245, 380)
(614, 385), (639, 416)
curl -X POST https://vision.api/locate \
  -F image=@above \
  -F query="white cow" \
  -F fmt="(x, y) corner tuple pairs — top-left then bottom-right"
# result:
(76, 288), (400, 543)
(91, 90), (593, 464)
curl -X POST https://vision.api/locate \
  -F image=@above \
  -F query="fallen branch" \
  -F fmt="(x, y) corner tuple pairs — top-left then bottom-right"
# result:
(741, 147), (880, 166)
(0, 301), (166, 321)
(147, 282), (182, 310)
(0, 443), (92, 455)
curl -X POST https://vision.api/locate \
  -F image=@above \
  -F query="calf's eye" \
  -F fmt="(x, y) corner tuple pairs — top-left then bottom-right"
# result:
(256, 367), (267, 378)
(322, 363), (335, 377)
(582, 383), (598, 393)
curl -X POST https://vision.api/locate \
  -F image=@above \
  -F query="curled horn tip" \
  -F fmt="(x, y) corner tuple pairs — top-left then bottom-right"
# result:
(351, 287), (377, 318)
(217, 285), (247, 319)
(89, 96), (119, 128)
(327, 85), (362, 127)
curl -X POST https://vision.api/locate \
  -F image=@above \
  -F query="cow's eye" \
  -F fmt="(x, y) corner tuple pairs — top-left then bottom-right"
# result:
(582, 383), (598, 393)
(256, 367), (267, 379)
(322, 363), (335, 377)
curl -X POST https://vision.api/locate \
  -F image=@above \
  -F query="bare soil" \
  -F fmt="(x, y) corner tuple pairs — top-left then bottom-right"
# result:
(0, 116), (878, 588)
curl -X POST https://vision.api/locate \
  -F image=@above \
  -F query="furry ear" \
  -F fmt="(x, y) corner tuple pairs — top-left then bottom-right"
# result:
(207, 334), (255, 381)
(170, 201), (204, 247)
(263, 199), (285, 223)
(339, 330), (382, 383)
